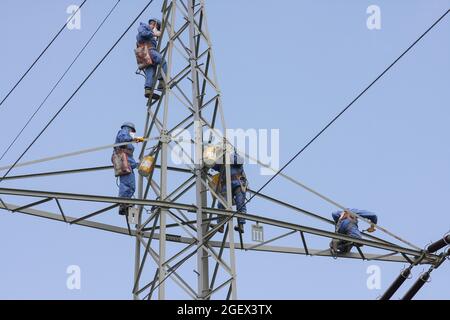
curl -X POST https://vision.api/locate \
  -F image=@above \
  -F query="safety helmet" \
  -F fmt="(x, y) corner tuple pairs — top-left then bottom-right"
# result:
(121, 122), (136, 132)
(149, 18), (162, 30)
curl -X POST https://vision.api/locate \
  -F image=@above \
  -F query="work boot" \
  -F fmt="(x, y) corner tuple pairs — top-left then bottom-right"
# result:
(234, 223), (244, 234)
(144, 88), (161, 100)
(211, 224), (224, 233)
(119, 204), (129, 216)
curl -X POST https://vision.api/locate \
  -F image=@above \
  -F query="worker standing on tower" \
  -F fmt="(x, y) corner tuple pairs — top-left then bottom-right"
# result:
(135, 18), (167, 100)
(210, 152), (248, 233)
(113, 122), (144, 216)
(329, 209), (378, 254)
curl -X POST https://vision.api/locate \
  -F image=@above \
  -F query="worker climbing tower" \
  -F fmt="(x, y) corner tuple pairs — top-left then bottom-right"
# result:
(0, 1), (448, 300)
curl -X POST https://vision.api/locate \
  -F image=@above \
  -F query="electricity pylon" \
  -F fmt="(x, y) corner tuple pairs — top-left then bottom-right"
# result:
(0, 0), (447, 300)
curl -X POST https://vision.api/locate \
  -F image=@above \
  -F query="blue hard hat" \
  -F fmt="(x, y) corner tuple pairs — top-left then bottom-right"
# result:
(121, 122), (136, 132)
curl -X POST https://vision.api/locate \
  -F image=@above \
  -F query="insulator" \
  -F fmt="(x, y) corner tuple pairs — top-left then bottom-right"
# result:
(427, 235), (450, 253)
(380, 267), (411, 300)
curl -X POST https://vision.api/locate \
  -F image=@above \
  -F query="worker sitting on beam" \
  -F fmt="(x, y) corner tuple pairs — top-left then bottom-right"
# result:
(330, 208), (378, 254)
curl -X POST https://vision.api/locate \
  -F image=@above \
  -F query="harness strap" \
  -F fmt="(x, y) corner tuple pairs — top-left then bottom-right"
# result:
(136, 41), (155, 50)
(115, 147), (133, 156)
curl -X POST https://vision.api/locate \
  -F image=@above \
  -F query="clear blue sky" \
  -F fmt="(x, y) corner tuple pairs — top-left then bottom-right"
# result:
(0, 0), (449, 299)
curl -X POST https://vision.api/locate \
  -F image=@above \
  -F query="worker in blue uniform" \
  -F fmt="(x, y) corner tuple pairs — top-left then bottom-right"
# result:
(211, 152), (248, 233)
(330, 208), (378, 254)
(115, 122), (144, 215)
(136, 18), (167, 99)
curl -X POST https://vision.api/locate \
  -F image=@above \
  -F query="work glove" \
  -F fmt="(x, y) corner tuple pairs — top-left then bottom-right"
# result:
(134, 137), (145, 143)
(153, 28), (162, 37)
(366, 224), (377, 233)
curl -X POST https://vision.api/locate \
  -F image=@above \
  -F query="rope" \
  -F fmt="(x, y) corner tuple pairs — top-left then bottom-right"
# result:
(197, 9), (450, 250)
(0, 0), (156, 183)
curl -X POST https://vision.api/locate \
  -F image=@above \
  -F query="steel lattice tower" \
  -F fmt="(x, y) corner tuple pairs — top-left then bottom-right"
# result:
(133, 0), (239, 300)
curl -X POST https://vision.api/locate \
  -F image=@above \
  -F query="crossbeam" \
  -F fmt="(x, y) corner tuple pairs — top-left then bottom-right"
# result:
(0, 201), (429, 264)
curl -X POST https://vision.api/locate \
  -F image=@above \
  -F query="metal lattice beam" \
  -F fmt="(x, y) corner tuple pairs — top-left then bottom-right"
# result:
(1, 201), (434, 264)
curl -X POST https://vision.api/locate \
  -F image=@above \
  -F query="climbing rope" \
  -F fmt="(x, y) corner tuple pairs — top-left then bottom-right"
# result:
(0, 0), (88, 108)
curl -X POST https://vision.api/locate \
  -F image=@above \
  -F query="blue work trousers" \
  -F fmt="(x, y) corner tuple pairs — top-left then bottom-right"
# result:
(144, 50), (167, 89)
(218, 186), (247, 225)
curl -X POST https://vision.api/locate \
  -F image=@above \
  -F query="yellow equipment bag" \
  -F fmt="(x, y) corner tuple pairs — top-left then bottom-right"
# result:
(111, 149), (132, 177)
(135, 42), (153, 70)
(138, 155), (155, 177)
(203, 144), (223, 168)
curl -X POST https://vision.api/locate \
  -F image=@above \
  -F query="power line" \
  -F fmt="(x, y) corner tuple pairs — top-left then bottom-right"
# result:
(149, 9), (450, 294)
(0, 0), (155, 183)
(0, 138), (158, 173)
(0, 0), (121, 163)
(169, 123), (421, 249)
(0, 0), (88, 108)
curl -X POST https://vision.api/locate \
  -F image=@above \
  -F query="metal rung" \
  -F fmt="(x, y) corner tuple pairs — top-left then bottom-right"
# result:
(12, 197), (53, 212)
(128, 207), (139, 225)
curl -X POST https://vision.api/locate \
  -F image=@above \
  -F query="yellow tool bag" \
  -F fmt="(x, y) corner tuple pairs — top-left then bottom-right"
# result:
(138, 155), (155, 177)
(134, 42), (153, 70)
(209, 173), (221, 191)
(112, 149), (132, 177)
(209, 173), (237, 206)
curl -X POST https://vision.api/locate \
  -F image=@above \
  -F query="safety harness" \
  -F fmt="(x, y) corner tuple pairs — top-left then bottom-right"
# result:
(332, 211), (359, 254)
(336, 211), (358, 232)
